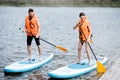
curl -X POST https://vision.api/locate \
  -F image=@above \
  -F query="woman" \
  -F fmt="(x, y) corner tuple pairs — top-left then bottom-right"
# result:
(73, 12), (92, 66)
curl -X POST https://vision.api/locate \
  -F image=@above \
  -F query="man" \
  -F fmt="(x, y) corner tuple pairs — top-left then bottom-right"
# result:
(23, 8), (42, 61)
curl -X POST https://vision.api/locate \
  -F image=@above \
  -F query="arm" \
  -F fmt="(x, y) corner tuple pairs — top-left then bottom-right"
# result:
(36, 18), (40, 38)
(88, 26), (92, 37)
(87, 25), (92, 42)
(73, 23), (79, 30)
(22, 20), (27, 33)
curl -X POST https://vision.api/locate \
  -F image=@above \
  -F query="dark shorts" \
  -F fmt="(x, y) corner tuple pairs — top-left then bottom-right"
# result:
(27, 36), (40, 46)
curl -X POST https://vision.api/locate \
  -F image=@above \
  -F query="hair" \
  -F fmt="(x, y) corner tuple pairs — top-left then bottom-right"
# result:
(79, 12), (85, 17)
(28, 8), (34, 13)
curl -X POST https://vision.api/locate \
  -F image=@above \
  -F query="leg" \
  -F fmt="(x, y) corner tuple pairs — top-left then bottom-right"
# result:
(37, 45), (42, 61)
(27, 36), (33, 59)
(77, 41), (83, 63)
(85, 41), (91, 66)
(34, 36), (42, 61)
(27, 45), (32, 59)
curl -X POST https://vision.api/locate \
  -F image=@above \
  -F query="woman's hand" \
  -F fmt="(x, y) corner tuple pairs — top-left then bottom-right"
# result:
(73, 24), (79, 30)
(73, 26), (77, 30)
(87, 37), (90, 43)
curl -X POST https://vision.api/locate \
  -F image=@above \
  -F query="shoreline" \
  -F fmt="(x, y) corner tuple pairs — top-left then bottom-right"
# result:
(0, 4), (120, 7)
(99, 55), (120, 80)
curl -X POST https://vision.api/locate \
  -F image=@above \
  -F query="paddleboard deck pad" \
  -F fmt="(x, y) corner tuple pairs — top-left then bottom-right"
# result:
(4, 53), (54, 73)
(48, 56), (108, 78)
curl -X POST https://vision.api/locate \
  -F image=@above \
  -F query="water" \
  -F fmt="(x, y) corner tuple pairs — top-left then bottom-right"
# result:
(0, 6), (120, 80)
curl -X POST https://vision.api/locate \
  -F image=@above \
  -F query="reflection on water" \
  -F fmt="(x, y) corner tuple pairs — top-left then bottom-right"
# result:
(0, 7), (120, 80)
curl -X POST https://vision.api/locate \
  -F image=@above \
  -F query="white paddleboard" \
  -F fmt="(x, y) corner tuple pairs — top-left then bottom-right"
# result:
(4, 53), (54, 73)
(48, 56), (108, 78)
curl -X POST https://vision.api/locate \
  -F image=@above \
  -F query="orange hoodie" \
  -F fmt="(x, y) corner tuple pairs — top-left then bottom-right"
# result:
(25, 15), (40, 36)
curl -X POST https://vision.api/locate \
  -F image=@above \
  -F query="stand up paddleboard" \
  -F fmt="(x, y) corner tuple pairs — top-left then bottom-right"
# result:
(48, 56), (108, 78)
(4, 53), (54, 73)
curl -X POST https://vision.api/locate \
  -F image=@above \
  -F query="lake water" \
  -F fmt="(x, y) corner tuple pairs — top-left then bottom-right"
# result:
(0, 6), (120, 80)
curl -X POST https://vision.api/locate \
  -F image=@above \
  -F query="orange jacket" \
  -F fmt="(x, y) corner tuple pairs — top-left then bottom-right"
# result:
(25, 15), (40, 36)
(78, 16), (92, 43)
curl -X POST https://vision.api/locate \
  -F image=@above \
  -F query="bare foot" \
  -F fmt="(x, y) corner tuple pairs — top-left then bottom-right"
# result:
(76, 62), (80, 64)
(73, 61), (80, 64)
(88, 62), (92, 66)
(39, 57), (42, 62)
(28, 57), (31, 62)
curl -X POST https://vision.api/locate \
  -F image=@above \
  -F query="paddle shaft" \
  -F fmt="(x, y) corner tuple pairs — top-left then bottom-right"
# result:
(40, 38), (56, 47)
(79, 27), (98, 61)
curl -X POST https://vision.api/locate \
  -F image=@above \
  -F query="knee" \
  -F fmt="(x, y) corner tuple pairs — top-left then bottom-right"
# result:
(37, 45), (42, 48)
(27, 45), (31, 48)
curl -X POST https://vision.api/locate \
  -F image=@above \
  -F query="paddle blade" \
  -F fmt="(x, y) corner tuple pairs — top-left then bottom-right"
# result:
(96, 61), (106, 73)
(56, 45), (67, 52)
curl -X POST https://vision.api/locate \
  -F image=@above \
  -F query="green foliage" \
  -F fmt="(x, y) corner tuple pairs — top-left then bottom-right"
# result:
(0, 0), (120, 7)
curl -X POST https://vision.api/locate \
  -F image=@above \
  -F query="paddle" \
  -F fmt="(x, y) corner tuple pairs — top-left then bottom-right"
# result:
(40, 38), (67, 52)
(19, 28), (67, 52)
(79, 27), (106, 73)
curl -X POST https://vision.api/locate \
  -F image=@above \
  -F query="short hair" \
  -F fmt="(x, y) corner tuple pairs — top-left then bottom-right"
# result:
(28, 8), (34, 13)
(79, 12), (85, 17)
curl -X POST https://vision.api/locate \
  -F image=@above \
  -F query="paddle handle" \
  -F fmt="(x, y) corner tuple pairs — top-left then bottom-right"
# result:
(80, 27), (98, 61)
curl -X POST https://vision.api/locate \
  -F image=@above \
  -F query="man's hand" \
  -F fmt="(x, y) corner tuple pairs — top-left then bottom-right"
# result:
(36, 34), (39, 38)
(22, 28), (26, 33)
